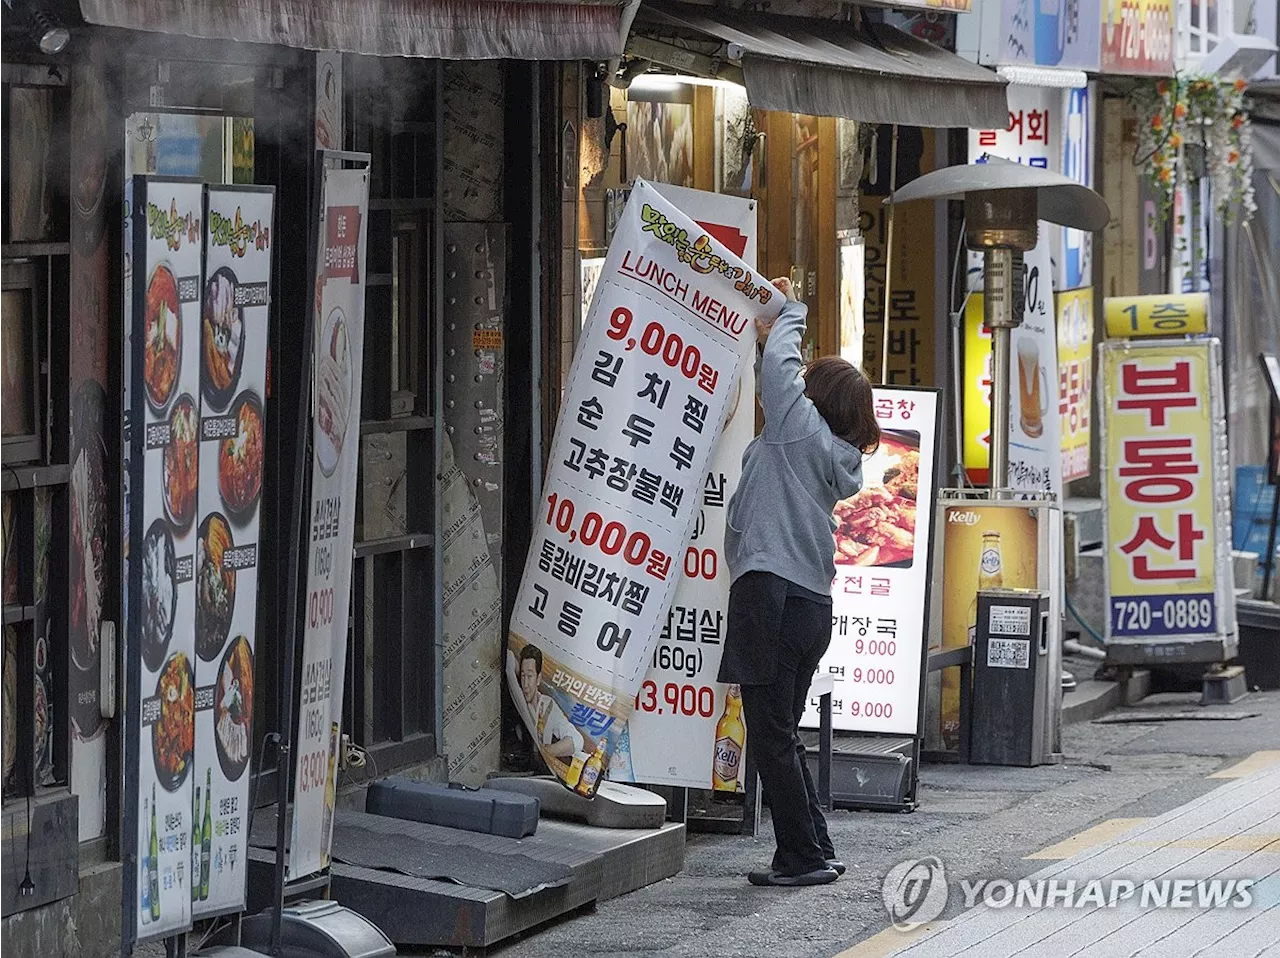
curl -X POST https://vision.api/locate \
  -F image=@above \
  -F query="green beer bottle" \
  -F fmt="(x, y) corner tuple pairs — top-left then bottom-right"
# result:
(191, 785), (201, 902)
(148, 784), (160, 923)
(200, 768), (212, 900)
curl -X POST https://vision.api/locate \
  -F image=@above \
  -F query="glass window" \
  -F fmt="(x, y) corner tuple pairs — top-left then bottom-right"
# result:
(2, 288), (35, 440)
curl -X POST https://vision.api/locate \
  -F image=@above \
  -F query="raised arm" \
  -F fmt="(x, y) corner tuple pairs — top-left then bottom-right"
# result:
(760, 300), (820, 441)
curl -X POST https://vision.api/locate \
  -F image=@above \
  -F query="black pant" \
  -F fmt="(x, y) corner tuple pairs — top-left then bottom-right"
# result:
(724, 573), (834, 875)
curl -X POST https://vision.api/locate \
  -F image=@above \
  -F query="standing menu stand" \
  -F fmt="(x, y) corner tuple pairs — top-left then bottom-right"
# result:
(800, 388), (944, 813)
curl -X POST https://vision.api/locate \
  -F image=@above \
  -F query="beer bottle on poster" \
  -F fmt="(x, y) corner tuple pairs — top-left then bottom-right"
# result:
(148, 784), (160, 923)
(713, 685), (745, 791)
(321, 721), (339, 863)
(967, 532), (1005, 644)
(200, 768), (212, 900)
(140, 795), (152, 925)
(576, 741), (606, 796)
(191, 785), (201, 903)
(565, 750), (587, 789)
(608, 725), (636, 783)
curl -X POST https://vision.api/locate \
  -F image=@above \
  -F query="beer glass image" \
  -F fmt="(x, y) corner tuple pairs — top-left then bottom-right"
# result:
(1016, 337), (1050, 439)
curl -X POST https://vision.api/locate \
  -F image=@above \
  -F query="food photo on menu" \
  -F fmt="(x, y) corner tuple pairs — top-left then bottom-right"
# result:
(833, 430), (920, 568)
(202, 266), (246, 410)
(144, 263), (182, 413)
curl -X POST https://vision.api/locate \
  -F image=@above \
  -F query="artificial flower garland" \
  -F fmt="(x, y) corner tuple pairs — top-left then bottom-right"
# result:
(1131, 74), (1257, 224)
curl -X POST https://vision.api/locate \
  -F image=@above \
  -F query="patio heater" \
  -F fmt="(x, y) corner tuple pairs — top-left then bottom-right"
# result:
(887, 156), (1109, 489)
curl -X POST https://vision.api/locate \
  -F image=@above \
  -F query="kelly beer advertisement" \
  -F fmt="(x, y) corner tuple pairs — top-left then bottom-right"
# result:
(937, 504), (1040, 751)
(128, 178), (203, 938)
(506, 181), (782, 794)
(290, 165), (370, 878)
(192, 186), (273, 916)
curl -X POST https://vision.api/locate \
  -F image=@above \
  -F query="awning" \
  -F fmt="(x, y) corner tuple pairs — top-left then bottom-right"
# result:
(634, 2), (1008, 129)
(77, 0), (629, 60)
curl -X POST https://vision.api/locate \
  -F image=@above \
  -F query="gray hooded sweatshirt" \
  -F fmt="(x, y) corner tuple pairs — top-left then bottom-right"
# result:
(724, 300), (865, 597)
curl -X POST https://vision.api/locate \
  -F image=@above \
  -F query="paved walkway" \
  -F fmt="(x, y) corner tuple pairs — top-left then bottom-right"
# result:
(864, 760), (1280, 958)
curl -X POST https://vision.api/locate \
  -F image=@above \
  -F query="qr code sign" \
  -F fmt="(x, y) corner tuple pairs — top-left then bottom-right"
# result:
(987, 638), (1031, 669)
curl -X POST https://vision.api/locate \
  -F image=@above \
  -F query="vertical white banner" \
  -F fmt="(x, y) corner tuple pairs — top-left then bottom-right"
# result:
(505, 181), (782, 794)
(616, 184), (758, 791)
(193, 186), (273, 916)
(131, 178), (204, 939)
(1008, 236), (1063, 499)
(289, 166), (370, 880)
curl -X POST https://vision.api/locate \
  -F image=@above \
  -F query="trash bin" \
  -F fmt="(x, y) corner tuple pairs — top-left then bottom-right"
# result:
(970, 588), (1052, 767)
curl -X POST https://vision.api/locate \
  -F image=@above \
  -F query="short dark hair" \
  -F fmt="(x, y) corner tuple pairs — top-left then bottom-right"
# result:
(519, 644), (543, 673)
(803, 357), (881, 454)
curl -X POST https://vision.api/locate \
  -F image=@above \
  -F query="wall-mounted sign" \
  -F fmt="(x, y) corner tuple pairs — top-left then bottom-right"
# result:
(998, 0), (1102, 71)
(1104, 293), (1209, 339)
(1057, 288), (1093, 483)
(1100, 0), (1174, 76)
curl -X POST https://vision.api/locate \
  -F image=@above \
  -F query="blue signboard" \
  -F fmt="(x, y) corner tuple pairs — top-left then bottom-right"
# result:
(1000, 0), (1102, 72)
(1060, 85), (1093, 291)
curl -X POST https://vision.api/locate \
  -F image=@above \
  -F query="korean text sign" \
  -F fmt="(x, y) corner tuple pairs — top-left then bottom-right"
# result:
(969, 86), (1058, 172)
(129, 177), (203, 940)
(506, 180), (782, 793)
(614, 183), (758, 792)
(1104, 293), (1209, 339)
(1101, 0), (1174, 75)
(963, 236), (1062, 499)
(1057, 288), (1093, 483)
(193, 186), (273, 917)
(803, 388), (940, 735)
(1101, 341), (1228, 640)
(289, 166), (370, 880)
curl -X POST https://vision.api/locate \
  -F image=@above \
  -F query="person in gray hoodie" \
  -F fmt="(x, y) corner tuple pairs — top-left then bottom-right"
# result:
(720, 277), (880, 887)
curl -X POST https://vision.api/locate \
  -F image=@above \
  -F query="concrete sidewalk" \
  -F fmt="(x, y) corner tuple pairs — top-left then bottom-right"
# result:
(874, 762), (1280, 958)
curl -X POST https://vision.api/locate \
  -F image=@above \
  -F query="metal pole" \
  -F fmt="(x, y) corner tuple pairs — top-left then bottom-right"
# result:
(984, 247), (1017, 491)
(950, 307), (967, 485)
(880, 124), (900, 384)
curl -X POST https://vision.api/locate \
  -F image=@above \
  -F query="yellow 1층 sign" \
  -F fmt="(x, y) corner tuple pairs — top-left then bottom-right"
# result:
(1103, 293), (1209, 339)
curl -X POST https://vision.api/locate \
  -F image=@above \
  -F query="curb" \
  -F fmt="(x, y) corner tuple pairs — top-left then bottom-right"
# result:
(1063, 671), (1151, 725)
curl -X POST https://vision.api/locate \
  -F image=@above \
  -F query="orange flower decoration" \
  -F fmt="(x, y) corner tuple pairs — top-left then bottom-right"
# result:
(1157, 81), (1169, 96)
(1232, 114), (1244, 129)
(1229, 151), (1240, 164)
(1159, 168), (1173, 183)
(1169, 133), (1183, 149)
(1152, 113), (1164, 131)
(1235, 78), (1248, 92)
(1173, 103), (1188, 119)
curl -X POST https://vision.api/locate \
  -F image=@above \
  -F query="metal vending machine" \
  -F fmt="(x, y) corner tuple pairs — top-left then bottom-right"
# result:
(970, 589), (1053, 766)
(926, 490), (1063, 763)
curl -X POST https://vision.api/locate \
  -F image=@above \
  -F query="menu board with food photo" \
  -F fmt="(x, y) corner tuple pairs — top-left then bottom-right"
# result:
(128, 178), (203, 939)
(803, 388), (941, 737)
(193, 185), (272, 917)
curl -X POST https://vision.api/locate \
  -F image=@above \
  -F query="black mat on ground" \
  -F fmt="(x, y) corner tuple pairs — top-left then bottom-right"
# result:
(328, 822), (574, 899)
